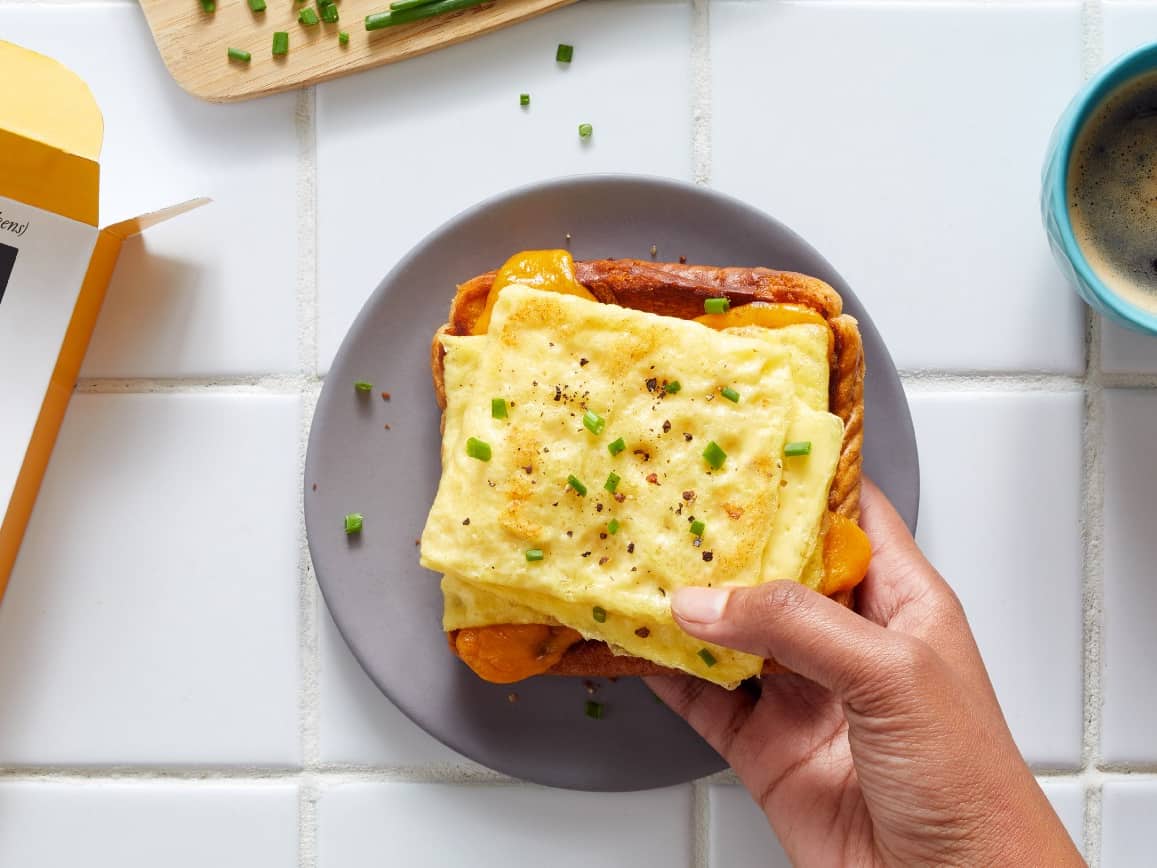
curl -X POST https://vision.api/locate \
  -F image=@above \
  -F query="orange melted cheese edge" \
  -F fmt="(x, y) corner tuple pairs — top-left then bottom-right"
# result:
(435, 252), (869, 686)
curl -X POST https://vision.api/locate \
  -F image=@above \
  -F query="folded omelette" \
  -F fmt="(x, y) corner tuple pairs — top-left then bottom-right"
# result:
(421, 284), (847, 689)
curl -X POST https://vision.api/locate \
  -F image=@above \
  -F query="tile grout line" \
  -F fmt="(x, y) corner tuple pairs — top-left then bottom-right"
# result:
(1079, 2), (1105, 864)
(295, 84), (322, 868)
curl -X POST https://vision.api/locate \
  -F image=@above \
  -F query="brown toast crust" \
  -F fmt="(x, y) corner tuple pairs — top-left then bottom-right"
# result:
(434, 259), (865, 679)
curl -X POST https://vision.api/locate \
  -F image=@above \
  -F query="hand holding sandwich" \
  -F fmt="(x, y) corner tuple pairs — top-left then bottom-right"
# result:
(648, 480), (1083, 867)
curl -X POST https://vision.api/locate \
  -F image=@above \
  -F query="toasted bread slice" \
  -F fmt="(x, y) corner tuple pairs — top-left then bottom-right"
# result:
(432, 259), (865, 679)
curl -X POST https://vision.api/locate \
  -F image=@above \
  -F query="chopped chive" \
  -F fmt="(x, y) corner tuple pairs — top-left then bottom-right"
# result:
(690, 519), (705, 537)
(720, 386), (740, 403)
(491, 397), (508, 419)
(272, 31), (290, 55)
(466, 437), (492, 462)
(664, 380), (682, 393)
(520, 93), (530, 107)
(704, 297), (731, 315)
(366, 0), (489, 30)
(698, 648), (717, 667)
(784, 441), (812, 457)
(339, 30), (350, 44)
(227, 47), (252, 63)
(299, 7), (320, 25)
(582, 409), (606, 435)
(608, 437), (626, 456)
(556, 43), (574, 63)
(247, 0), (266, 10)
(702, 440), (727, 470)
(344, 513), (364, 535)
(322, 4), (339, 22)
(592, 606), (607, 623)
(578, 122), (593, 139)
(585, 700), (604, 720)
(607, 518), (620, 535)
(604, 472), (621, 493)
(525, 548), (545, 562)
(567, 475), (587, 496)
(199, 0), (216, 12)
(354, 380), (374, 392)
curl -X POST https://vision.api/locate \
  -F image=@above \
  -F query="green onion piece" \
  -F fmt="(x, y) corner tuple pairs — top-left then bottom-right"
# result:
(607, 518), (620, 535)
(567, 475), (587, 496)
(557, 43), (574, 63)
(520, 93), (530, 107)
(604, 472), (621, 493)
(366, 0), (489, 30)
(702, 440), (727, 470)
(698, 648), (717, 667)
(227, 47), (252, 63)
(582, 409), (606, 435)
(491, 397), (508, 419)
(322, 4), (339, 22)
(339, 30), (350, 44)
(247, 0), (266, 10)
(784, 441), (812, 457)
(272, 31), (290, 55)
(299, 7), (320, 25)
(525, 548), (545, 562)
(578, 122), (593, 139)
(608, 437), (626, 456)
(391, 0), (440, 8)
(200, 0), (216, 12)
(690, 519), (705, 537)
(585, 700), (604, 720)
(721, 386), (740, 403)
(466, 437), (492, 462)
(344, 513), (364, 534)
(704, 297), (731, 315)
(354, 380), (374, 392)
(592, 605), (607, 623)
(664, 380), (681, 393)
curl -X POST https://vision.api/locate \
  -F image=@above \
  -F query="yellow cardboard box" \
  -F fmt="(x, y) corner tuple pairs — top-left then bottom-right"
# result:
(0, 40), (207, 601)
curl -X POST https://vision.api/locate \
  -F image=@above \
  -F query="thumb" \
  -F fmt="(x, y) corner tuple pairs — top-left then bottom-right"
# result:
(672, 581), (926, 703)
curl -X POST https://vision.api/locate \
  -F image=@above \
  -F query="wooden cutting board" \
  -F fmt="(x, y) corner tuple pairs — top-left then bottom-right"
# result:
(139, 0), (578, 102)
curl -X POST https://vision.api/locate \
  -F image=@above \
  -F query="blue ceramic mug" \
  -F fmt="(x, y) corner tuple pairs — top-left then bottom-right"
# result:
(1042, 42), (1157, 336)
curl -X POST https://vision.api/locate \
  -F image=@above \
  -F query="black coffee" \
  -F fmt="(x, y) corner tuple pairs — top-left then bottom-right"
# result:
(1068, 70), (1157, 313)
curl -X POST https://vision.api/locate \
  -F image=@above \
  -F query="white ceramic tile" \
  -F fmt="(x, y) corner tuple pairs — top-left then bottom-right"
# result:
(316, 0), (692, 372)
(0, 7), (299, 377)
(712, 1), (1084, 373)
(0, 781), (297, 868)
(1039, 779), (1086, 857)
(1102, 779), (1157, 868)
(320, 782), (692, 867)
(0, 394), (300, 765)
(909, 392), (1084, 767)
(1099, 3), (1157, 373)
(1102, 390), (1157, 763)
(709, 784), (791, 868)
(320, 608), (474, 766)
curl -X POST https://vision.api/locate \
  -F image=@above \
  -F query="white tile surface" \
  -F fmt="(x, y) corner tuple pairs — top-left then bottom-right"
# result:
(1102, 390), (1157, 763)
(316, 0), (692, 371)
(320, 609), (472, 766)
(0, 7), (299, 377)
(709, 784), (791, 868)
(1101, 779), (1157, 868)
(1099, 2), (1157, 373)
(910, 392), (1084, 767)
(0, 394), (301, 766)
(712, 1), (1084, 373)
(319, 782), (692, 867)
(1038, 778), (1086, 857)
(0, 781), (297, 868)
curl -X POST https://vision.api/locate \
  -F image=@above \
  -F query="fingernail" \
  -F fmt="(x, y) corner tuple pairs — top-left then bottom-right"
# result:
(672, 587), (729, 624)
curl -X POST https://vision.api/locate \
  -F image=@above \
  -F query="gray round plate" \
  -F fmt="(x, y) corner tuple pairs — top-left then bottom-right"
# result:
(305, 174), (919, 792)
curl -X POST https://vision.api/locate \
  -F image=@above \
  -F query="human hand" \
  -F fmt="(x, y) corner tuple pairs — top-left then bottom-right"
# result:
(646, 480), (1083, 867)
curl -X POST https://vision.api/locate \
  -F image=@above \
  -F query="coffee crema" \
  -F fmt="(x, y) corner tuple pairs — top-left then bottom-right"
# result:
(1068, 70), (1157, 314)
